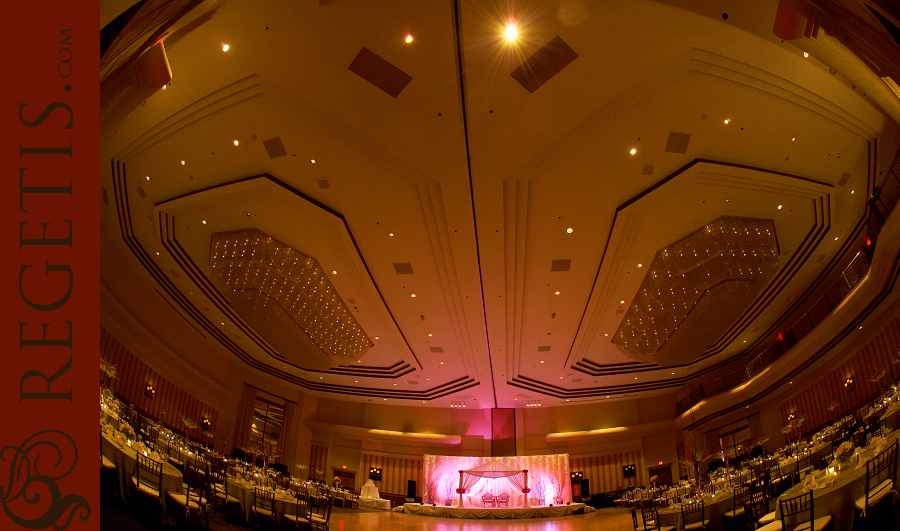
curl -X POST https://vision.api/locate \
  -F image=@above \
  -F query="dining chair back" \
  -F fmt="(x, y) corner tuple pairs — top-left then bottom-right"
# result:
(253, 487), (276, 528)
(857, 439), (898, 516)
(681, 499), (708, 530)
(168, 462), (209, 528)
(779, 491), (831, 531)
(743, 490), (768, 530)
(308, 494), (332, 530)
(641, 506), (675, 531)
(631, 507), (644, 531)
(282, 489), (309, 530)
(133, 453), (164, 498)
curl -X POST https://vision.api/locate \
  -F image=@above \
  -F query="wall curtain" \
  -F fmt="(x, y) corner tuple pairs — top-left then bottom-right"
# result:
(279, 400), (299, 471)
(233, 384), (258, 451)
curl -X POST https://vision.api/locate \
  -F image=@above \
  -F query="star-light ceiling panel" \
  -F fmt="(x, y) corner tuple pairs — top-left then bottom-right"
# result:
(613, 217), (778, 367)
(210, 229), (373, 370)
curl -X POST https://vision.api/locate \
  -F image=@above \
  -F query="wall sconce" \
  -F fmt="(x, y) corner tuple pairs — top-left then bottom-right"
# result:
(369, 467), (382, 481)
(844, 376), (856, 394)
(787, 412), (796, 422)
(144, 384), (155, 401)
(450, 401), (467, 408)
(526, 400), (542, 407)
(201, 418), (211, 431)
(570, 471), (583, 483)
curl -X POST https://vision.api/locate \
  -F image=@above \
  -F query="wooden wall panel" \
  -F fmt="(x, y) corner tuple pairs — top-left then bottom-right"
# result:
(101, 326), (218, 445)
(780, 315), (900, 439)
(361, 453), (424, 497)
(569, 450), (643, 494)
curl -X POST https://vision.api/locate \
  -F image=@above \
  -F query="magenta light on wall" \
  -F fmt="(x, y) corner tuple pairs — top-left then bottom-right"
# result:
(144, 384), (155, 401)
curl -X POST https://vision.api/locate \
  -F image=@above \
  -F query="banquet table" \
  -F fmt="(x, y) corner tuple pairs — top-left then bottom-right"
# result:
(101, 430), (183, 521)
(657, 489), (735, 531)
(227, 478), (303, 523)
(772, 428), (900, 531)
(359, 479), (391, 509)
(879, 403), (900, 430)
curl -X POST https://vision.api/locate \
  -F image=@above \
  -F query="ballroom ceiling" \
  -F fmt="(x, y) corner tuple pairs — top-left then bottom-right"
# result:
(100, 0), (900, 410)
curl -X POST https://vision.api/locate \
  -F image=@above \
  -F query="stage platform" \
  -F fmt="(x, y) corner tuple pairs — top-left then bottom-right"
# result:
(393, 502), (595, 519)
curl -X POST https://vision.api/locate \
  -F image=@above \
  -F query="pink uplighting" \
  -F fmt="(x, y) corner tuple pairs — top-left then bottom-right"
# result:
(423, 454), (571, 507)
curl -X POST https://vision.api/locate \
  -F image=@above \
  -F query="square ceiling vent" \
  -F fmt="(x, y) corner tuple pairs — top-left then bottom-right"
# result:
(551, 259), (571, 272)
(510, 35), (578, 93)
(348, 47), (412, 98)
(665, 132), (691, 154)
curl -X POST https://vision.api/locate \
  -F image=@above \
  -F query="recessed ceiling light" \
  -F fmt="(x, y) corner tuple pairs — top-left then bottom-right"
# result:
(606, 396), (610, 398)
(859, 326), (863, 329)
(161, 85), (167, 90)
(384, 398), (387, 401)
(725, 199), (730, 204)
(355, 380), (358, 383)
(504, 20), (518, 41)
(245, 212), (251, 217)
(803, 52), (809, 58)
(566, 228), (574, 234)
(180, 160), (185, 165)
(202, 220), (207, 224)
(620, 300), (625, 304)
(405, 34), (413, 44)
(555, 291), (560, 295)
(790, 381), (793, 384)
(634, 377), (638, 379)
(145, 175), (150, 180)
(428, 333), (432, 337)
(440, 361), (444, 364)
(851, 190), (855, 194)
(410, 293), (416, 298)
(319, 377), (323, 379)
(723, 118), (731, 125)
(222, 44), (229, 52)
(835, 236), (839, 240)
(393, 383), (397, 386)
(791, 137), (796, 143)
(156, 252), (160, 255)
(374, 336), (379, 340)
(604, 333), (608, 337)
(559, 376), (563, 379)
(221, 322), (224, 325)
(233, 140), (239, 146)
(332, 270), (337, 275)
(637, 263), (642, 268)
(540, 360), (545, 363)
(777, 205), (783, 209)
(629, 148), (637, 155)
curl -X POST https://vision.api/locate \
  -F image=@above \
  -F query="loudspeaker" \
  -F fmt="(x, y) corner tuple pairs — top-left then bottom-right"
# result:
(581, 478), (590, 496)
(407, 480), (416, 498)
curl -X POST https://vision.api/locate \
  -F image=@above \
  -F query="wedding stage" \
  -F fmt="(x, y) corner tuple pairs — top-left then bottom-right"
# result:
(394, 502), (594, 519)
(401, 453), (584, 519)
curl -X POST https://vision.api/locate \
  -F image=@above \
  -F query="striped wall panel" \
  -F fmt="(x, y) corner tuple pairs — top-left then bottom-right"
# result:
(101, 326), (218, 444)
(309, 444), (328, 479)
(361, 453), (424, 497)
(779, 315), (900, 439)
(568, 450), (643, 494)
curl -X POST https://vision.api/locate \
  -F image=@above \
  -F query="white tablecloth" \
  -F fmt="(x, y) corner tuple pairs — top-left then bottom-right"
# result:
(359, 496), (391, 510)
(227, 479), (302, 523)
(101, 431), (183, 521)
(361, 479), (379, 498)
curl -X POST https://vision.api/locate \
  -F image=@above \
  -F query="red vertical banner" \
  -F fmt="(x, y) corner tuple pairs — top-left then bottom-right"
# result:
(3, 1), (99, 530)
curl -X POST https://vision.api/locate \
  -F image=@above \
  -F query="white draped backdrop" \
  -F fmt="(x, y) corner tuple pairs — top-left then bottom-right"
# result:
(422, 454), (571, 507)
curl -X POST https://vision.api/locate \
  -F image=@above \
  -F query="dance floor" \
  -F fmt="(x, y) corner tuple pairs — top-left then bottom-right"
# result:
(336, 507), (631, 530)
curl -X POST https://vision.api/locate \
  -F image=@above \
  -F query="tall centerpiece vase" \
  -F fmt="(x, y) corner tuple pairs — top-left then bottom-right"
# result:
(263, 456), (269, 483)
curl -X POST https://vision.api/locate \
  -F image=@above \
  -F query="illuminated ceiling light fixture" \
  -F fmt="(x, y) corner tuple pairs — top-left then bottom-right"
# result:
(202, 220), (207, 224)
(777, 205), (783, 210)
(180, 160), (185, 165)
(504, 19), (518, 41)
(310, 159), (316, 164)
(405, 34), (413, 44)
(145, 175), (151, 180)
(410, 293), (416, 298)
(723, 118), (731, 125)
(233, 140), (240, 146)
(566, 228), (573, 233)
(791, 137), (796, 143)
(554, 291), (560, 295)
(209, 229), (373, 370)
(629, 148), (637, 155)
(637, 263), (642, 268)
(222, 44), (229, 52)
(803, 51), (809, 58)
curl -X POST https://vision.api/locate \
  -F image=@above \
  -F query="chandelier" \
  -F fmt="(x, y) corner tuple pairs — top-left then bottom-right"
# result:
(612, 217), (778, 367)
(209, 229), (372, 369)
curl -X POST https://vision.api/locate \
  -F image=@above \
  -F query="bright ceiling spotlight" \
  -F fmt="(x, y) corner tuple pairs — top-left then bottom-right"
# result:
(405, 34), (413, 44)
(222, 44), (229, 52)
(233, 140), (239, 146)
(723, 118), (731, 125)
(803, 51), (809, 58)
(504, 19), (518, 41)
(629, 148), (637, 155)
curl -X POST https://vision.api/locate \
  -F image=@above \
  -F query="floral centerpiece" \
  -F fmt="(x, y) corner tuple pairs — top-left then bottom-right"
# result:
(248, 440), (282, 480)
(834, 441), (854, 468)
(649, 475), (659, 488)
(333, 475), (342, 488)
(679, 448), (710, 491)
(120, 423), (136, 441)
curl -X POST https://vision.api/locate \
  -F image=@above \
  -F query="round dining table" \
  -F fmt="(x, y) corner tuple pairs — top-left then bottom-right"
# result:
(657, 489), (736, 531)
(226, 477), (305, 523)
(772, 428), (900, 531)
(101, 429), (183, 521)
